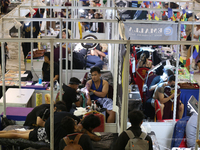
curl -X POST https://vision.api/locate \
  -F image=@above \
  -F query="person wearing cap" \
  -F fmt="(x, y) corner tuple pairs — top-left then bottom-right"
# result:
(62, 77), (82, 112)
(42, 52), (59, 82)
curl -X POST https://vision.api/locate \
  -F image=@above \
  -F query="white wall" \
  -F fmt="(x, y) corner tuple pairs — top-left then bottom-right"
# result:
(142, 122), (175, 150)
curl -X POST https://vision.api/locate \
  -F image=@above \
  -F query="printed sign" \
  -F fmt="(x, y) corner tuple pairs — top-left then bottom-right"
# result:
(124, 23), (178, 41)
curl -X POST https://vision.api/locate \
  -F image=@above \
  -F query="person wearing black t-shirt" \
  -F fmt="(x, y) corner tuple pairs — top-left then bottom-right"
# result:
(23, 104), (50, 128)
(59, 116), (94, 150)
(24, 101), (67, 128)
(42, 52), (59, 82)
(62, 77), (81, 112)
(45, 111), (80, 150)
(112, 110), (153, 150)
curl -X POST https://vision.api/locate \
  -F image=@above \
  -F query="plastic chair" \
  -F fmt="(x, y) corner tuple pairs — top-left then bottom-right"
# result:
(154, 99), (162, 122)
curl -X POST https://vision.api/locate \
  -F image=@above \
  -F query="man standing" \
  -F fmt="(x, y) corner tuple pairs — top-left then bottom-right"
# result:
(85, 67), (115, 123)
(62, 77), (81, 112)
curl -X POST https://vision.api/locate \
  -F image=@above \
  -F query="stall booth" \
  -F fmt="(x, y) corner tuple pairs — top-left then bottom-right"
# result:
(0, 0), (200, 149)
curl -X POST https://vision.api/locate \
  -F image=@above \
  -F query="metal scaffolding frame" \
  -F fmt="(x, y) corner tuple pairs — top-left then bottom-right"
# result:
(1, 0), (200, 149)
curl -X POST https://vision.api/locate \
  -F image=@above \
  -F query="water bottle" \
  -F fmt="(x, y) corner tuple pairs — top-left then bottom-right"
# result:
(91, 100), (94, 110)
(56, 81), (60, 91)
(38, 75), (42, 84)
(93, 101), (97, 110)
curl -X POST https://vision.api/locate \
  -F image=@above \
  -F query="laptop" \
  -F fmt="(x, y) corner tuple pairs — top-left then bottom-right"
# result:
(187, 95), (198, 115)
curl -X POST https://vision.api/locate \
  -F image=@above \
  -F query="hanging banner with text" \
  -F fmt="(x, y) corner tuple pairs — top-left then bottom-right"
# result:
(124, 23), (178, 41)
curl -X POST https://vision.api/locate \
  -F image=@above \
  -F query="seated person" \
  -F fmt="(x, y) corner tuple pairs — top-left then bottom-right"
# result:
(186, 113), (198, 148)
(151, 75), (184, 118)
(112, 110), (153, 150)
(42, 52), (59, 82)
(45, 111), (80, 150)
(74, 43), (105, 69)
(62, 77), (81, 113)
(76, 114), (101, 141)
(23, 101), (67, 128)
(85, 67), (115, 123)
(59, 116), (94, 150)
(149, 69), (174, 92)
(137, 51), (152, 69)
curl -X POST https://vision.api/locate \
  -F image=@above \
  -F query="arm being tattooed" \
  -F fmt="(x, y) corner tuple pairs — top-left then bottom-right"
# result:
(85, 80), (92, 106)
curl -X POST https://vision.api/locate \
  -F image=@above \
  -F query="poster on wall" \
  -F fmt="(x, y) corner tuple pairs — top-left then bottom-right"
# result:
(123, 23), (178, 41)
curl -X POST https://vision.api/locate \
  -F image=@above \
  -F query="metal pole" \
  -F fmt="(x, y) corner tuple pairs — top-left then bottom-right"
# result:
(190, 0), (195, 82)
(18, 4), (21, 88)
(59, 18), (62, 101)
(195, 87), (200, 150)
(50, 0), (52, 28)
(1, 41), (6, 117)
(1, 18), (6, 116)
(45, 0), (47, 37)
(65, 8), (68, 84)
(70, 0), (74, 78)
(50, 39), (54, 150)
(173, 20), (181, 121)
(121, 41), (130, 132)
(31, 1), (33, 81)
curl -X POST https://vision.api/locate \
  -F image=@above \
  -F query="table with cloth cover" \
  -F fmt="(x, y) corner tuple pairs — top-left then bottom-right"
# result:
(178, 67), (199, 117)
(180, 88), (199, 117)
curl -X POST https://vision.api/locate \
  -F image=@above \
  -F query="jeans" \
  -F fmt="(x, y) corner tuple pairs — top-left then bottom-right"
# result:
(86, 55), (104, 69)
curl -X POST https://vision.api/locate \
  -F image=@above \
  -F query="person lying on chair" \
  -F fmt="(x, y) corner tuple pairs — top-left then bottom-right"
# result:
(0, 126), (49, 143)
(151, 75), (184, 118)
(85, 66), (115, 123)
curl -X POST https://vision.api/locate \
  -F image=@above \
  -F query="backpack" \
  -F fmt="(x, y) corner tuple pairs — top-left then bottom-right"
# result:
(63, 134), (83, 150)
(125, 130), (149, 150)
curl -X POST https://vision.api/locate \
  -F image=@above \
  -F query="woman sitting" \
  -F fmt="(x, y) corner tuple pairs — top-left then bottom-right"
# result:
(137, 51), (152, 69)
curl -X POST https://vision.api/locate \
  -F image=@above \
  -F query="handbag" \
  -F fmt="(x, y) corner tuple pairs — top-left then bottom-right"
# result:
(26, 49), (46, 59)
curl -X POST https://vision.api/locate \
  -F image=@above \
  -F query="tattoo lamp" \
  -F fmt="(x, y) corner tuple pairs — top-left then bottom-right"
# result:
(81, 34), (99, 68)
